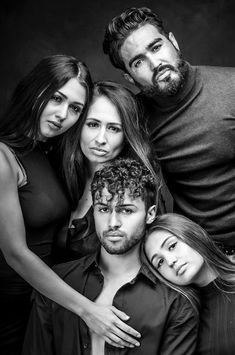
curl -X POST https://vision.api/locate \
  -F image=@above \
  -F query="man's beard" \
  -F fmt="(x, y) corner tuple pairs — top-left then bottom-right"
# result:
(137, 57), (188, 98)
(98, 225), (145, 255)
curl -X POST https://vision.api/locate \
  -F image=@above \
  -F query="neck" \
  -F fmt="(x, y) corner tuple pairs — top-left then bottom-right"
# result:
(194, 264), (217, 287)
(88, 161), (106, 178)
(99, 243), (141, 277)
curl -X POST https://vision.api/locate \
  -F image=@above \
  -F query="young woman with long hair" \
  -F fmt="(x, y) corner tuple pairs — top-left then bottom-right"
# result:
(144, 213), (235, 354)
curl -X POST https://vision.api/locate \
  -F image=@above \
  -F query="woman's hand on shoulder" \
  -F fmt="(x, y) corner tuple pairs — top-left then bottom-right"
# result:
(82, 302), (141, 348)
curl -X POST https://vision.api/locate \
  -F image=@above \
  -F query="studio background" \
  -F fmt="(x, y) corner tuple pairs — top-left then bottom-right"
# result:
(1, 0), (235, 209)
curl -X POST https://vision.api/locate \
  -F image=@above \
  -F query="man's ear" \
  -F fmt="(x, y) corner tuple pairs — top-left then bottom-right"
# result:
(168, 32), (180, 51)
(146, 205), (157, 225)
(123, 72), (135, 85)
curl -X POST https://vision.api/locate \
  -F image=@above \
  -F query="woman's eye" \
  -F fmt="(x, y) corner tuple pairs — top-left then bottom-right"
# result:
(51, 94), (62, 103)
(169, 242), (177, 251)
(108, 126), (122, 133)
(86, 122), (99, 128)
(70, 105), (82, 114)
(157, 259), (164, 268)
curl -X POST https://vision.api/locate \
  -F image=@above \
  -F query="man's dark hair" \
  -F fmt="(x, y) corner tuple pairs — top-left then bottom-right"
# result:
(91, 158), (157, 209)
(103, 7), (167, 70)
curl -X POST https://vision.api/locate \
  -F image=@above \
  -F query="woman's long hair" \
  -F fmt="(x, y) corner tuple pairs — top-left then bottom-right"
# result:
(0, 54), (93, 154)
(145, 213), (235, 311)
(64, 80), (162, 209)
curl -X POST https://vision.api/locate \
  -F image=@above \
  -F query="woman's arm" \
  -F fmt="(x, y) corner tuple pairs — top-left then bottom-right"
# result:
(0, 148), (140, 348)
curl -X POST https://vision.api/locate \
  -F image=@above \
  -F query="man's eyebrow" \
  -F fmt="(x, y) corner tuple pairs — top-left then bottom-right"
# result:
(146, 38), (162, 50)
(129, 38), (163, 68)
(94, 202), (107, 207)
(116, 204), (135, 208)
(129, 54), (144, 68)
(57, 90), (84, 107)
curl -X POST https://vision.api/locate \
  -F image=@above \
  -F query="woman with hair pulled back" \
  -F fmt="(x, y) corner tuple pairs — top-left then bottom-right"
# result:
(144, 213), (235, 354)
(0, 56), (145, 354)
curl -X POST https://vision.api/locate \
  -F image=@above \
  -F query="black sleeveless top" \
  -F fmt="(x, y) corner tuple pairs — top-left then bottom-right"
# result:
(0, 146), (70, 294)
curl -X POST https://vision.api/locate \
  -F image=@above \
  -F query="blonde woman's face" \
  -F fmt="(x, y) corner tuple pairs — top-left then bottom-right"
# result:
(145, 230), (205, 286)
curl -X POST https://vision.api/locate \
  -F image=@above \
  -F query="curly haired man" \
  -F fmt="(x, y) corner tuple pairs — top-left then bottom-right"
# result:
(22, 158), (198, 355)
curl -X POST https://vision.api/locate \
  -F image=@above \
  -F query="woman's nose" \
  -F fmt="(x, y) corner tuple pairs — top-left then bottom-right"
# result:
(166, 254), (177, 267)
(57, 103), (68, 121)
(95, 127), (107, 145)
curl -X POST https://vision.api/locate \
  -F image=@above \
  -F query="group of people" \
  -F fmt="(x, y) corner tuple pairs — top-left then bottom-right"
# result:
(1, 6), (235, 355)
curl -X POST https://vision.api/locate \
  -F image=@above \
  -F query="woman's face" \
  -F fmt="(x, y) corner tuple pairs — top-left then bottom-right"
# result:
(145, 230), (205, 286)
(80, 95), (125, 166)
(38, 78), (86, 141)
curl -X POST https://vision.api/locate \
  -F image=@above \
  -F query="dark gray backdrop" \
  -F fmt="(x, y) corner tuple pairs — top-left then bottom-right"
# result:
(1, 0), (235, 209)
(1, 0), (235, 116)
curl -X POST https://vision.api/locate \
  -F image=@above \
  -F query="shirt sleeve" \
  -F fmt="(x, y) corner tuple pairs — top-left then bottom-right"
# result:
(159, 295), (199, 355)
(21, 290), (54, 355)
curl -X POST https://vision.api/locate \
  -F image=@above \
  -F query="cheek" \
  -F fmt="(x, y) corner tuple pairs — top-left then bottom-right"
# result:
(65, 116), (79, 130)
(80, 128), (89, 150)
(110, 135), (125, 155)
(160, 268), (177, 283)
(94, 214), (107, 233)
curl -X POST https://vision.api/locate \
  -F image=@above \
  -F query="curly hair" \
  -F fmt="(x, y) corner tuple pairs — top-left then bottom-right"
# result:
(91, 158), (157, 209)
(103, 7), (167, 70)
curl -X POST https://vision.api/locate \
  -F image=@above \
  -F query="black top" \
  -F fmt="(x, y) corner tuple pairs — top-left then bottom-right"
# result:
(22, 250), (199, 355)
(197, 282), (235, 354)
(0, 145), (70, 294)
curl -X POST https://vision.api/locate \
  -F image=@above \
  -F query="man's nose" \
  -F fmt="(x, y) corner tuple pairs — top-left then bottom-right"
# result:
(148, 54), (161, 71)
(108, 211), (121, 229)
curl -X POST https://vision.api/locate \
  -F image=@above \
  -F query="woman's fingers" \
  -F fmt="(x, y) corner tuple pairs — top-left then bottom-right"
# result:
(83, 303), (141, 348)
(104, 324), (140, 348)
(104, 333), (136, 348)
(111, 306), (141, 339)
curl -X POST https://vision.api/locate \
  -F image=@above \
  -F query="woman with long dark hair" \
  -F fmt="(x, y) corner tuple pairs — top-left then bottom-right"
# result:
(144, 213), (235, 354)
(0, 57), (141, 354)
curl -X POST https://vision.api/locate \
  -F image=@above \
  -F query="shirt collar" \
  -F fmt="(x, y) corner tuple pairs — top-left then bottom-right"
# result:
(82, 249), (101, 272)
(82, 244), (157, 286)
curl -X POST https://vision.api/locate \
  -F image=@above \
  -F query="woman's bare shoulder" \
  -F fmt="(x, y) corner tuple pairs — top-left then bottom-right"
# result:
(0, 143), (18, 181)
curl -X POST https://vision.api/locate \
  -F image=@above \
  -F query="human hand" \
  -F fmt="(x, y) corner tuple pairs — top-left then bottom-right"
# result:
(82, 303), (141, 348)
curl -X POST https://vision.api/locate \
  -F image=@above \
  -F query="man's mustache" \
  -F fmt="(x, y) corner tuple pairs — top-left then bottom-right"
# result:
(152, 64), (176, 81)
(103, 230), (126, 238)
